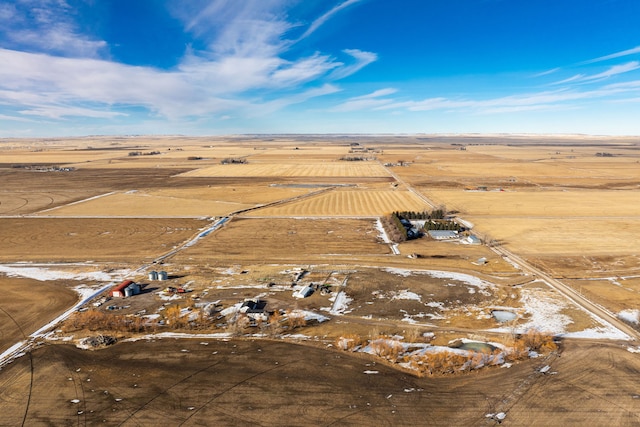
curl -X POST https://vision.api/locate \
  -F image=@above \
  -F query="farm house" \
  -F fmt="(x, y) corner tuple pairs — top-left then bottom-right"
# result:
(110, 280), (141, 298)
(240, 299), (268, 321)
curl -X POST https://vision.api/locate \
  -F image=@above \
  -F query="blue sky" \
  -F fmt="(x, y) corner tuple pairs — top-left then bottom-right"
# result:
(1, 0), (640, 137)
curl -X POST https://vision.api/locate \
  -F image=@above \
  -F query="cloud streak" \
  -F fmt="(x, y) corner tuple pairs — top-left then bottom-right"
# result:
(581, 46), (640, 65)
(0, 1), (376, 123)
(299, 0), (364, 40)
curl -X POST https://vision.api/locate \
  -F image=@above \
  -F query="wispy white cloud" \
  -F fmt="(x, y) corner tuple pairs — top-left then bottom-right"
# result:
(19, 105), (126, 119)
(0, 0), (106, 57)
(551, 74), (586, 85)
(0, 1), (376, 122)
(533, 67), (560, 77)
(299, 0), (363, 40)
(328, 49), (378, 80)
(331, 87), (396, 111)
(255, 83), (341, 115)
(367, 76), (640, 116)
(352, 88), (397, 100)
(551, 61), (640, 85)
(581, 45), (640, 65)
(582, 61), (640, 81)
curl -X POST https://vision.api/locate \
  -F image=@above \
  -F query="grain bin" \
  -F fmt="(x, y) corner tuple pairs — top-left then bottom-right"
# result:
(148, 270), (158, 281)
(158, 271), (168, 281)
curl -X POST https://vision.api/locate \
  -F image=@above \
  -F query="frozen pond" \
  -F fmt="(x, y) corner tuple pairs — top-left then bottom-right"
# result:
(492, 310), (517, 323)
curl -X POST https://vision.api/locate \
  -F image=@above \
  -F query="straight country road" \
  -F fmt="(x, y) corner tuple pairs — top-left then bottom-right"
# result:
(491, 244), (639, 341)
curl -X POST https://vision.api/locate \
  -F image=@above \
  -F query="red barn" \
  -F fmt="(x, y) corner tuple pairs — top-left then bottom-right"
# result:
(111, 280), (134, 298)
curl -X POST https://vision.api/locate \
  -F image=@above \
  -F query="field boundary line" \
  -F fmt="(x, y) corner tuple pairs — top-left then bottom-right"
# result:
(34, 191), (117, 214)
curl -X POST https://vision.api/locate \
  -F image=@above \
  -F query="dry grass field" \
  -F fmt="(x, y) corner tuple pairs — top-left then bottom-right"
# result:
(2, 135), (640, 425)
(174, 217), (391, 263)
(0, 217), (205, 262)
(42, 186), (315, 217)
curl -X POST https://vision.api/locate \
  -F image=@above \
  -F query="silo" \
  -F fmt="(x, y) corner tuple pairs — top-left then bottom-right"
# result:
(148, 271), (158, 281)
(158, 271), (168, 281)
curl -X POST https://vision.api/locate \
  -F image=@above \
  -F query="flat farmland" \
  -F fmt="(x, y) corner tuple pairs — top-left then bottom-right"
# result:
(426, 189), (640, 217)
(0, 276), (77, 354)
(3, 136), (640, 426)
(563, 277), (640, 314)
(391, 147), (640, 189)
(0, 217), (205, 262)
(0, 191), (94, 215)
(178, 162), (391, 178)
(245, 189), (427, 217)
(462, 217), (640, 256)
(0, 148), (128, 165)
(174, 217), (390, 263)
(2, 338), (640, 426)
(41, 186), (313, 217)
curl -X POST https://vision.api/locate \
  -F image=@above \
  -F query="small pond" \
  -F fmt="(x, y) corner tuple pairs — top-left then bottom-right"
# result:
(449, 340), (498, 353)
(492, 310), (517, 323)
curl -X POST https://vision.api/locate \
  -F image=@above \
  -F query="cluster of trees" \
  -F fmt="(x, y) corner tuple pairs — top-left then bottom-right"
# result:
(423, 220), (462, 231)
(220, 158), (247, 164)
(334, 329), (558, 377)
(64, 309), (158, 334)
(380, 213), (408, 243)
(128, 151), (161, 156)
(225, 309), (307, 337)
(339, 156), (367, 161)
(392, 209), (446, 220)
(406, 348), (503, 376)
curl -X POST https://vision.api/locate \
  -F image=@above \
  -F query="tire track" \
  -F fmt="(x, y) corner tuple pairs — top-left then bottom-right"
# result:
(177, 360), (293, 426)
(117, 356), (231, 426)
(0, 304), (33, 427)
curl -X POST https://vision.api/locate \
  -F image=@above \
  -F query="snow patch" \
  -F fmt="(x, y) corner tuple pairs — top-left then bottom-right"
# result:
(619, 309), (640, 325)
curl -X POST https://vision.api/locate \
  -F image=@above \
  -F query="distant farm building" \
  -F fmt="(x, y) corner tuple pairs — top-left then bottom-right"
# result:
(111, 280), (141, 298)
(428, 230), (459, 240)
(293, 285), (314, 299)
(464, 235), (482, 245)
(240, 299), (268, 321)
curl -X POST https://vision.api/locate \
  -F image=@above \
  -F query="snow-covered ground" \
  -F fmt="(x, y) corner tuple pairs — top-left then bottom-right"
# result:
(384, 268), (496, 296)
(618, 309), (639, 325)
(382, 267), (630, 340)
(375, 218), (399, 255)
(325, 291), (353, 315)
(0, 264), (129, 282)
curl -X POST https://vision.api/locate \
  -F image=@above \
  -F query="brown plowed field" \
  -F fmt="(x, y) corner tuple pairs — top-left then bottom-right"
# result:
(0, 277), (77, 354)
(0, 339), (638, 426)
